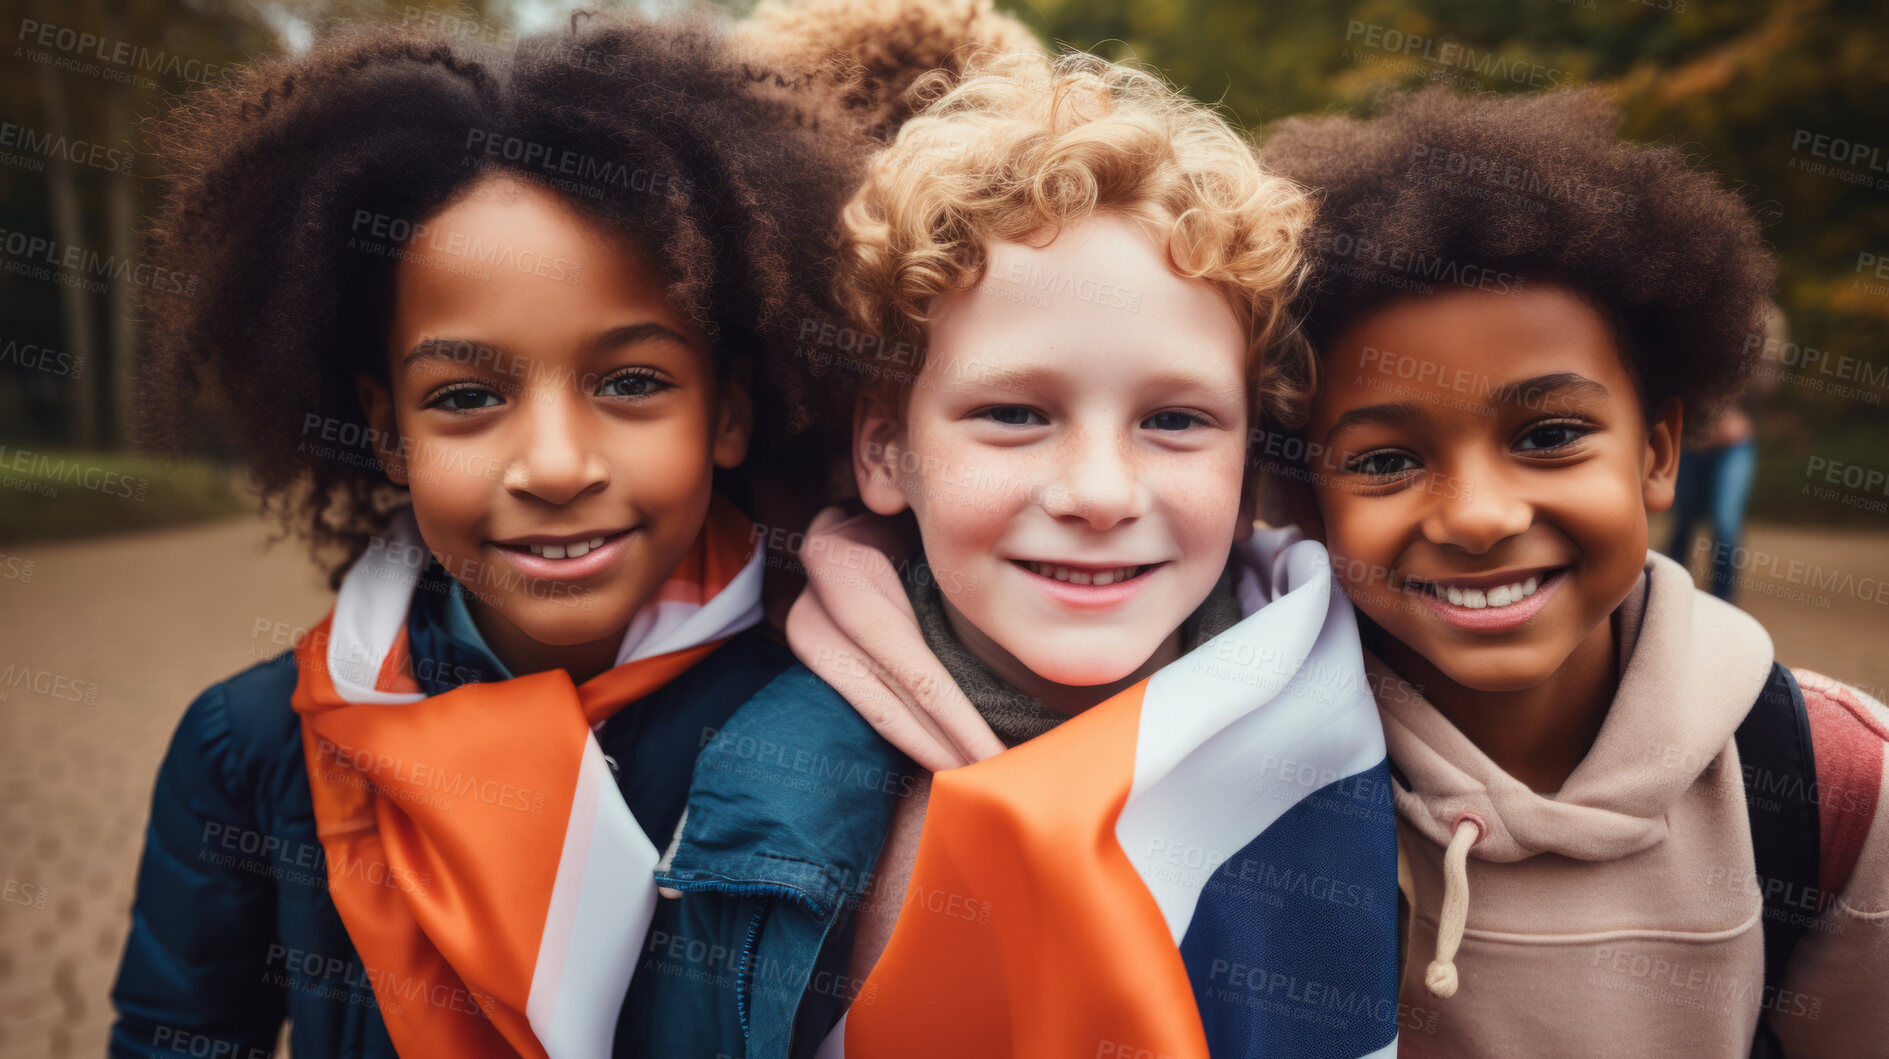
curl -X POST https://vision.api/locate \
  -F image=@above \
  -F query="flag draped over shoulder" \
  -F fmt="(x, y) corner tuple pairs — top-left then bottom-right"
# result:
(291, 495), (763, 1058)
(822, 529), (1401, 1059)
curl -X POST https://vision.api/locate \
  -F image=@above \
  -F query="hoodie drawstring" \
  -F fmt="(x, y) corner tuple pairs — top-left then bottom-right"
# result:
(1425, 811), (1486, 999)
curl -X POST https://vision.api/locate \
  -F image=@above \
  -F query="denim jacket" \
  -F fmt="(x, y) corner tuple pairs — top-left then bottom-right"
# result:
(618, 663), (915, 1059)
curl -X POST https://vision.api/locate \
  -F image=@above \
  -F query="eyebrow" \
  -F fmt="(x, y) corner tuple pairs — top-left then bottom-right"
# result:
(588, 321), (696, 356)
(1323, 372), (1611, 441)
(1324, 401), (1427, 442)
(400, 322), (695, 372)
(939, 363), (1244, 401)
(1488, 372), (1609, 407)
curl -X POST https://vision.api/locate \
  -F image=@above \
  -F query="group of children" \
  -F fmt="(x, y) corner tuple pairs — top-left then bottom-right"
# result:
(111, 1), (1887, 1057)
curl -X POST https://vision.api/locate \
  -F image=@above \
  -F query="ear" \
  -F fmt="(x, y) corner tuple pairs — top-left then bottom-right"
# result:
(1641, 398), (1684, 513)
(355, 373), (410, 486)
(853, 393), (911, 516)
(712, 375), (754, 470)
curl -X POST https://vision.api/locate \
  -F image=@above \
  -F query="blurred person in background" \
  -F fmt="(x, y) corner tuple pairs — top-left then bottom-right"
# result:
(1666, 302), (1784, 601)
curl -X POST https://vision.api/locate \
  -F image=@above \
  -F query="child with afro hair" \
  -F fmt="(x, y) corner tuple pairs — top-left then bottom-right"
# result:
(1259, 87), (1889, 1059)
(109, 5), (1013, 1057)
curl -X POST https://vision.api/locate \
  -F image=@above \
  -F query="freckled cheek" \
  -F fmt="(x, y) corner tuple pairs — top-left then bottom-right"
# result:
(912, 478), (1013, 570)
(1155, 456), (1244, 543)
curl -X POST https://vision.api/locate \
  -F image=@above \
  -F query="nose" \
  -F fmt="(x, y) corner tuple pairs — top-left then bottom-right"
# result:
(1041, 426), (1145, 530)
(1418, 461), (1531, 555)
(500, 394), (610, 506)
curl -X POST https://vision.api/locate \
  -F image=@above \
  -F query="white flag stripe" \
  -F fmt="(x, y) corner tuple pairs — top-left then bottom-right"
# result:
(529, 738), (659, 1058)
(326, 510), (430, 705)
(1117, 531), (1387, 943)
(617, 539), (765, 665)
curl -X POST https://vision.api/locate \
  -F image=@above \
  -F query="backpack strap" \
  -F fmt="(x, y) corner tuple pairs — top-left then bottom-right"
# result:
(1733, 662), (1819, 1059)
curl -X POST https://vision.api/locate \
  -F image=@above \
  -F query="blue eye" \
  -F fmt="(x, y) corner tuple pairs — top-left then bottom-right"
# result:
(429, 386), (503, 412)
(1143, 410), (1204, 431)
(979, 406), (1046, 426)
(598, 370), (671, 400)
(1344, 450), (1419, 477)
(1515, 421), (1592, 453)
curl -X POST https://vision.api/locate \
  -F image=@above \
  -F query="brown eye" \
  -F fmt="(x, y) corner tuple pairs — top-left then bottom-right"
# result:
(597, 370), (672, 400)
(1344, 451), (1419, 477)
(429, 386), (503, 412)
(1515, 422), (1591, 453)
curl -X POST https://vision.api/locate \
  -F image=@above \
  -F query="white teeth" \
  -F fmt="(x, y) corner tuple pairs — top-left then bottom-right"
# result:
(1430, 574), (1548, 609)
(525, 534), (615, 559)
(1023, 560), (1141, 585)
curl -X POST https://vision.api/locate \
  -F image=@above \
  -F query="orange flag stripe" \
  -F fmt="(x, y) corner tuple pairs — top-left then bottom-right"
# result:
(296, 621), (587, 1058)
(848, 680), (1210, 1057)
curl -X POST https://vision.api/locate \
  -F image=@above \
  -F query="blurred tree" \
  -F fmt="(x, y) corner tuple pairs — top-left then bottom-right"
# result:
(2, 0), (1880, 523)
(0, 0), (514, 450)
(1013, 0), (1888, 519)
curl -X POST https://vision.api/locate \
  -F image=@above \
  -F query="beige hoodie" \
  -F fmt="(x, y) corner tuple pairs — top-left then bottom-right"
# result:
(1377, 551), (1889, 1058)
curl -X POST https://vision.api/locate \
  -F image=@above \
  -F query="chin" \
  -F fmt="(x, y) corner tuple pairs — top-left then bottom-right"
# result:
(1013, 641), (1154, 688)
(506, 606), (622, 649)
(1432, 647), (1563, 694)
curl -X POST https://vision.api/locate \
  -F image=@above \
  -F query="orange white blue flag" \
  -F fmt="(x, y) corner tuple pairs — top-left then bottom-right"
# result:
(819, 529), (1401, 1059)
(291, 496), (762, 1058)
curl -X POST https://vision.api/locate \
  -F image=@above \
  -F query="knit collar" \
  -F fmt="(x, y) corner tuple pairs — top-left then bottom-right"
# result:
(899, 551), (1244, 747)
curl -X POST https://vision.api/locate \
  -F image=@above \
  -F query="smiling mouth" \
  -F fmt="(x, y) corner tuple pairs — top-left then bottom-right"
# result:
(1404, 566), (1569, 610)
(1015, 559), (1162, 587)
(494, 528), (633, 560)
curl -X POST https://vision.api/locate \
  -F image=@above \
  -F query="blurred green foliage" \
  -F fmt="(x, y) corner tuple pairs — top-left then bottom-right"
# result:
(1015, 0), (1889, 522)
(0, 0), (1881, 527)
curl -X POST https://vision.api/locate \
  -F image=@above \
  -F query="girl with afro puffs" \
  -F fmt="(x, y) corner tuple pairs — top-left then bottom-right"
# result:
(106, 4), (1015, 1056)
(1256, 88), (1889, 1058)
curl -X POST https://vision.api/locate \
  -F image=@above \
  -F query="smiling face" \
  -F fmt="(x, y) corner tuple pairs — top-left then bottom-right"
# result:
(1303, 284), (1680, 694)
(855, 213), (1251, 701)
(359, 176), (750, 675)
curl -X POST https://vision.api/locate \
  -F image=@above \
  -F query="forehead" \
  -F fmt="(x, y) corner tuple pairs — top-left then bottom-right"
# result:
(386, 177), (707, 366)
(1311, 285), (1637, 423)
(922, 212), (1248, 387)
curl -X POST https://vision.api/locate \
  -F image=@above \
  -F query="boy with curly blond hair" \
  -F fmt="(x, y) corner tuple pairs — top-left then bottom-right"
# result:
(668, 48), (1404, 1059)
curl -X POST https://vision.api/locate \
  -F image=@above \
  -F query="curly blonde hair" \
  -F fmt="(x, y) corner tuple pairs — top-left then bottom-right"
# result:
(835, 49), (1316, 428)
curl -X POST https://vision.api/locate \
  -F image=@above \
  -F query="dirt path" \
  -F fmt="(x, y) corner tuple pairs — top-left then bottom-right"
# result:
(0, 517), (330, 1058)
(0, 516), (1882, 1056)
(1676, 524), (1889, 701)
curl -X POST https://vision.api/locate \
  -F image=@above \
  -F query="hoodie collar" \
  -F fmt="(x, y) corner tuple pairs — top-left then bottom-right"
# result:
(1373, 549), (1773, 863)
